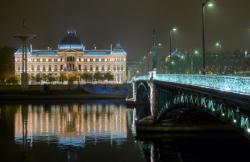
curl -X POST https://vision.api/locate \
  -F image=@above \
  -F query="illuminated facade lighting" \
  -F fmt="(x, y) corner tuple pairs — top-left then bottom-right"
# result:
(15, 31), (127, 83)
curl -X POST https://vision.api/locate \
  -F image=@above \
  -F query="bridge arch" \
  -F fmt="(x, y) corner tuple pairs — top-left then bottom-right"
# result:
(135, 81), (151, 120)
(154, 82), (244, 124)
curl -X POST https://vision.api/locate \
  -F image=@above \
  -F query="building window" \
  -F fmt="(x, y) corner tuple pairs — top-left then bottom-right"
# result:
(108, 65), (110, 71)
(67, 64), (75, 71)
(67, 56), (75, 62)
(43, 65), (46, 71)
(60, 65), (64, 71)
(79, 65), (81, 70)
(54, 65), (58, 71)
(48, 65), (52, 71)
(37, 65), (40, 71)
(37, 58), (40, 62)
(96, 66), (99, 71)
(48, 59), (52, 62)
(121, 65), (124, 71)
(84, 65), (87, 71)
(102, 65), (105, 71)
(31, 65), (34, 71)
(90, 65), (93, 71)
(113, 65), (116, 71)
(43, 59), (46, 62)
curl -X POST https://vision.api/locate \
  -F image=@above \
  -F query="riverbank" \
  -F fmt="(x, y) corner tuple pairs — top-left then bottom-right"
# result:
(0, 84), (128, 103)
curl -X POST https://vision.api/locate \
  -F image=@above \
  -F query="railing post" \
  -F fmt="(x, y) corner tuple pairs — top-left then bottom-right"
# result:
(149, 70), (157, 120)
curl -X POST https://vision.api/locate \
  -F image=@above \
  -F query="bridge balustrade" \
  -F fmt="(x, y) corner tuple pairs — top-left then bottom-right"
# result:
(133, 74), (250, 96)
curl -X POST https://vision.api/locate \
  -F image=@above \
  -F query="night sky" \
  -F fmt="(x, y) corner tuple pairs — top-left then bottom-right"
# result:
(0, 0), (250, 59)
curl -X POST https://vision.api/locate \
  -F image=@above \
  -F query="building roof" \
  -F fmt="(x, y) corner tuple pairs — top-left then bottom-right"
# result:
(84, 50), (112, 56)
(15, 31), (127, 56)
(112, 43), (126, 54)
(58, 31), (85, 51)
(15, 48), (32, 55)
(32, 50), (58, 56)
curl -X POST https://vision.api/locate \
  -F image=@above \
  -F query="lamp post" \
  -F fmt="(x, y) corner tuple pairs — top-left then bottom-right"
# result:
(169, 27), (177, 56)
(14, 20), (36, 88)
(202, 0), (213, 75)
(151, 29), (158, 71)
(214, 41), (222, 74)
(190, 50), (200, 74)
(142, 55), (147, 74)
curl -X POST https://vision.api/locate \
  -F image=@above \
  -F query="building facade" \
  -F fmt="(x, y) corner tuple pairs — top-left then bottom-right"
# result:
(15, 31), (127, 83)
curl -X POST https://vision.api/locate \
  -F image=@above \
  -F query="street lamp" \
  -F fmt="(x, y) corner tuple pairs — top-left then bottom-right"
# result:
(169, 27), (177, 56)
(190, 49), (200, 74)
(201, 0), (214, 75)
(215, 41), (222, 49)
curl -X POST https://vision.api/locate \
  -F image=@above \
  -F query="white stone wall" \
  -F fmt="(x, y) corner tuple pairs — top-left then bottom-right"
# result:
(15, 51), (127, 83)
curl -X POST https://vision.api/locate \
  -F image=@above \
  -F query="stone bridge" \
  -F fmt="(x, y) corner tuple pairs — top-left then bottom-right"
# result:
(131, 72), (250, 138)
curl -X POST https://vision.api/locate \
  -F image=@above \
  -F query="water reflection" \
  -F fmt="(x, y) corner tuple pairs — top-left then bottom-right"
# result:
(2, 102), (249, 162)
(137, 138), (250, 162)
(14, 103), (127, 148)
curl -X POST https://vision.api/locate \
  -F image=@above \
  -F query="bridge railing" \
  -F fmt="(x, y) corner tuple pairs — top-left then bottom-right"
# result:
(133, 74), (250, 96)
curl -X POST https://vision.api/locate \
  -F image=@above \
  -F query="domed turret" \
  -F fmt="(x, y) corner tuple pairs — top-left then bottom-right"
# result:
(112, 43), (126, 54)
(58, 31), (85, 51)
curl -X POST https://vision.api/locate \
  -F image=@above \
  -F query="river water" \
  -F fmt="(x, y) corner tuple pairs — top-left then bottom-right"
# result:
(0, 100), (249, 162)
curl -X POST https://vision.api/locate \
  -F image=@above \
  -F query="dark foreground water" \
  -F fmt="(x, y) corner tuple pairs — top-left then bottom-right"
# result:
(0, 100), (250, 162)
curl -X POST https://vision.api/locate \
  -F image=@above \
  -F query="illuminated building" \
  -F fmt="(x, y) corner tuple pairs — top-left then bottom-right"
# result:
(14, 31), (127, 83)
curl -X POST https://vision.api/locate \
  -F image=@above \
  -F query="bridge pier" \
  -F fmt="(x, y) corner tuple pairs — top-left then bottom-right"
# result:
(132, 81), (137, 102)
(149, 70), (157, 120)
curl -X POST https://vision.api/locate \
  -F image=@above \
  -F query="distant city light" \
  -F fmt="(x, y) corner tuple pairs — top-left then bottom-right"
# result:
(207, 2), (214, 7)
(172, 27), (177, 32)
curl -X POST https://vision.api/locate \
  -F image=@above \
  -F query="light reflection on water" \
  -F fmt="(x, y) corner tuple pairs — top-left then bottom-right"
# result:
(0, 101), (146, 162)
(2, 101), (248, 162)
(14, 103), (128, 148)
